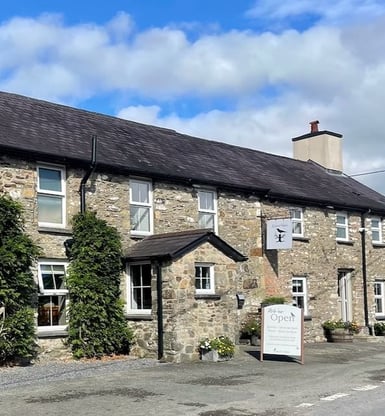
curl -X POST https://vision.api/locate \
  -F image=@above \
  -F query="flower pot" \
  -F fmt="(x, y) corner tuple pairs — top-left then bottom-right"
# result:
(250, 335), (259, 346)
(326, 328), (353, 343)
(200, 349), (232, 362)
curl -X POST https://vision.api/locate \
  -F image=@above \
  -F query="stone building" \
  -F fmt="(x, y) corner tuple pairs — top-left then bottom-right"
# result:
(1, 92), (385, 362)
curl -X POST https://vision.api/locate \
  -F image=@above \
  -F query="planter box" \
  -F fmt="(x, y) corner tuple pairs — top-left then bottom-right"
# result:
(326, 328), (353, 343)
(200, 349), (232, 362)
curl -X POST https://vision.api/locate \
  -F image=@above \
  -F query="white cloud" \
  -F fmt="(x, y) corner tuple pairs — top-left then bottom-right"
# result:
(246, 0), (385, 26)
(1, 7), (385, 193)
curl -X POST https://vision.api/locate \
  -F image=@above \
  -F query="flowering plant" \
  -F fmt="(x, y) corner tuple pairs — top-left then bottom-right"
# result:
(322, 319), (360, 334)
(241, 318), (261, 337)
(199, 336), (235, 357)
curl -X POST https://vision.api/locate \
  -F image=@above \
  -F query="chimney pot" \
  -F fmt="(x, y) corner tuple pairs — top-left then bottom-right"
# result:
(310, 120), (319, 133)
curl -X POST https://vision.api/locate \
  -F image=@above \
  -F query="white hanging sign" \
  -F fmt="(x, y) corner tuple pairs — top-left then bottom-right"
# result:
(266, 218), (292, 249)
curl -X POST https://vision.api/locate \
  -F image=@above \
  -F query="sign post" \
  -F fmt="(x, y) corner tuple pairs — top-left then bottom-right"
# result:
(260, 304), (304, 364)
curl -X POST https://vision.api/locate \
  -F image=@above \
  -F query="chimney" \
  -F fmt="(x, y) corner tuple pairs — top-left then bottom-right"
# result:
(310, 120), (319, 133)
(292, 121), (343, 172)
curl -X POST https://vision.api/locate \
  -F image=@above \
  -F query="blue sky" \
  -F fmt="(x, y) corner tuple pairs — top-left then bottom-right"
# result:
(1, 0), (385, 193)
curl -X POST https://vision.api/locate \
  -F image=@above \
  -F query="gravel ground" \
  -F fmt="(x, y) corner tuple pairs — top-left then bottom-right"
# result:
(0, 356), (162, 391)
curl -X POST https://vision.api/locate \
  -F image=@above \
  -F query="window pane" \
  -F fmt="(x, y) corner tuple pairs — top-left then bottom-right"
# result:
(292, 222), (302, 235)
(39, 168), (62, 192)
(199, 191), (214, 211)
(376, 299), (383, 314)
(292, 279), (303, 293)
(141, 264), (152, 286)
(38, 295), (66, 326)
(199, 213), (214, 229)
(130, 206), (150, 232)
(132, 287), (142, 309)
(336, 227), (347, 239)
(372, 219), (380, 228)
(142, 288), (152, 309)
(290, 209), (301, 220)
(131, 265), (142, 286)
(38, 195), (63, 224)
(375, 283), (382, 296)
(373, 230), (380, 241)
(336, 214), (346, 225)
(131, 181), (149, 203)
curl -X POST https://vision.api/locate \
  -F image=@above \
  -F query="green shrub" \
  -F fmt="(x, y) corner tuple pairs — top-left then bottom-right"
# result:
(66, 211), (133, 359)
(261, 296), (286, 305)
(0, 196), (40, 365)
(374, 322), (385, 336)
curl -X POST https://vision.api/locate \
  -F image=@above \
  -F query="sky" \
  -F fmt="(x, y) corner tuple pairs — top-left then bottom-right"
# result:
(1, 0), (385, 194)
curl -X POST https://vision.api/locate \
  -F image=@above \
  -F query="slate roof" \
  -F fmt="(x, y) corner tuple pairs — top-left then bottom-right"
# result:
(124, 229), (247, 262)
(1, 90), (385, 214)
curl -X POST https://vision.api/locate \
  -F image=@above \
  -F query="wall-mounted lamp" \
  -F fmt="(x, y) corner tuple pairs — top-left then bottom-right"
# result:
(236, 293), (245, 309)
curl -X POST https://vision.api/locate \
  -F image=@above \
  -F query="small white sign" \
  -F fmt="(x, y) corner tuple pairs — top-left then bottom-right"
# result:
(266, 219), (292, 249)
(261, 304), (303, 363)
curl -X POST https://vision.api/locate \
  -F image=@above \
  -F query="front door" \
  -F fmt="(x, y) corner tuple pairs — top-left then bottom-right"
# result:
(338, 271), (352, 321)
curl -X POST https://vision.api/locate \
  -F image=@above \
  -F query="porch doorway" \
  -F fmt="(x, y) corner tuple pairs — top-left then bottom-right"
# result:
(338, 270), (353, 321)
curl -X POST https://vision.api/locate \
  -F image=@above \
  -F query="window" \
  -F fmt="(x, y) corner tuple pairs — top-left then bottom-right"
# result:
(292, 277), (308, 315)
(127, 263), (152, 314)
(130, 179), (153, 235)
(336, 212), (349, 241)
(290, 207), (304, 237)
(37, 165), (66, 228)
(195, 263), (215, 295)
(37, 262), (68, 330)
(374, 281), (385, 317)
(371, 217), (383, 243)
(198, 190), (217, 233)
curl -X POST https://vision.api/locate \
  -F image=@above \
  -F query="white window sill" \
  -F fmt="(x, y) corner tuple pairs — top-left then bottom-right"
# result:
(195, 294), (221, 300)
(373, 242), (385, 248)
(336, 239), (354, 246)
(37, 328), (68, 338)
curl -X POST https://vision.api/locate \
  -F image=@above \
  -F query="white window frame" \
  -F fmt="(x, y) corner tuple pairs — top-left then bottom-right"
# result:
(129, 178), (153, 236)
(336, 211), (349, 241)
(195, 263), (215, 295)
(290, 207), (304, 237)
(292, 276), (308, 315)
(371, 217), (383, 244)
(198, 189), (218, 233)
(126, 262), (152, 315)
(374, 281), (385, 317)
(37, 260), (68, 332)
(37, 164), (66, 228)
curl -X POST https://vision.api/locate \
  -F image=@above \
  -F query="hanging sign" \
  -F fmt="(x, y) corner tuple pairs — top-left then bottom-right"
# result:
(266, 218), (292, 249)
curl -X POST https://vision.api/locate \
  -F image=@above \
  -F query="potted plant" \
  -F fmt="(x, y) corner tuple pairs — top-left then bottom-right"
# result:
(374, 322), (385, 336)
(199, 336), (235, 361)
(240, 318), (261, 345)
(261, 296), (286, 308)
(322, 319), (360, 342)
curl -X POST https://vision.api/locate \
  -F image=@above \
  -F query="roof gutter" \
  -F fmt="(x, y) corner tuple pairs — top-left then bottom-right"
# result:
(79, 135), (97, 214)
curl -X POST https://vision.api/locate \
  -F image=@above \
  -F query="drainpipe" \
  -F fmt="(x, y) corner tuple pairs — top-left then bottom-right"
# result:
(360, 214), (370, 330)
(79, 135), (97, 213)
(156, 262), (164, 360)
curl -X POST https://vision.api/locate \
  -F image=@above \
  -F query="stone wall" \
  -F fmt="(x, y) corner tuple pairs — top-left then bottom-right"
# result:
(2, 155), (385, 360)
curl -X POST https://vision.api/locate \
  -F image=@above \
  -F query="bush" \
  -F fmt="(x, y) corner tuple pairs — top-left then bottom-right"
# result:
(0, 196), (40, 365)
(374, 322), (385, 336)
(66, 211), (133, 359)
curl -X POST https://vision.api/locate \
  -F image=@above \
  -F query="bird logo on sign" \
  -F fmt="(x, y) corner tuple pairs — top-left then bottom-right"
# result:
(275, 228), (286, 243)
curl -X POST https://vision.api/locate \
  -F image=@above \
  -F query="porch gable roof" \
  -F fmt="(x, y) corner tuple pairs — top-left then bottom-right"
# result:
(124, 229), (247, 262)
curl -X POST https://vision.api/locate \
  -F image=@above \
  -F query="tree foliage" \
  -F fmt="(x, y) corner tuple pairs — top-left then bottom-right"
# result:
(66, 211), (133, 359)
(0, 195), (40, 365)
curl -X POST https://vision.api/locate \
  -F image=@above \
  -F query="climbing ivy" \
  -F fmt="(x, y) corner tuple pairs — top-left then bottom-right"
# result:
(0, 195), (40, 365)
(66, 211), (133, 359)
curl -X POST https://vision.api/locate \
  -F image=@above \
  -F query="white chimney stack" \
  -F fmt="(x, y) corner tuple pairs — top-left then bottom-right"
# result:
(292, 121), (343, 172)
